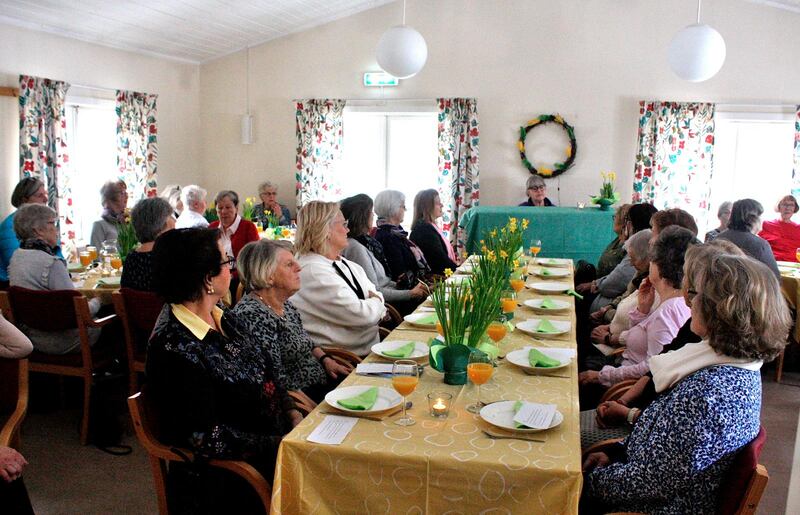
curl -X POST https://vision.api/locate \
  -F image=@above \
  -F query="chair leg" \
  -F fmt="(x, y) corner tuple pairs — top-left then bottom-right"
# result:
(150, 457), (170, 515)
(129, 369), (139, 397)
(80, 374), (92, 445)
(775, 348), (785, 384)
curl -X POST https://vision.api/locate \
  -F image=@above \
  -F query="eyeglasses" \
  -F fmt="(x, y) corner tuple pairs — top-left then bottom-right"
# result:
(220, 255), (235, 269)
(45, 220), (58, 226)
(529, 185), (545, 192)
(333, 219), (349, 229)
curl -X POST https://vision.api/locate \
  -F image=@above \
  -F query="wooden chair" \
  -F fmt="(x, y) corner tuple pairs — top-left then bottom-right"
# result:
(288, 390), (317, 415)
(0, 358), (29, 449)
(381, 303), (403, 330)
(598, 379), (638, 404)
(321, 346), (362, 367)
(3, 287), (119, 445)
(128, 391), (271, 515)
(379, 327), (391, 341)
(112, 289), (165, 395)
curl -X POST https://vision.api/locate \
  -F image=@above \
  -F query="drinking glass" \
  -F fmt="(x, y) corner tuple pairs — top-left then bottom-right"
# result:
(79, 251), (92, 267)
(509, 276), (526, 294)
(500, 289), (516, 321)
(110, 255), (123, 272)
(392, 359), (419, 426)
(467, 352), (494, 414)
(530, 240), (542, 262)
(486, 315), (508, 346)
(86, 246), (98, 262)
(796, 247), (800, 263)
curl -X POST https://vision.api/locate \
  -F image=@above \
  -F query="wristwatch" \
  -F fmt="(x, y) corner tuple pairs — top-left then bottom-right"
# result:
(626, 407), (640, 426)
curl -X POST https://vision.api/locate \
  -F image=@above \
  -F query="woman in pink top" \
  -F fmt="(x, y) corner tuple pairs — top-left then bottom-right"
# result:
(580, 227), (696, 399)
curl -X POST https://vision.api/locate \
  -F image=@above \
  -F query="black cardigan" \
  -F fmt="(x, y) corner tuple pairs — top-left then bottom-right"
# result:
(410, 221), (457, 275)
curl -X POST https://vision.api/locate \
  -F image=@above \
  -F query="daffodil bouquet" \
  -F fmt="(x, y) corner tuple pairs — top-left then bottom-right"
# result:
(262, 209), (280, 228)
(591, 171), (620, 210)
(480, 217), (529, 271)
(241, 196), (257, 221)
(116, 211), (138, 262)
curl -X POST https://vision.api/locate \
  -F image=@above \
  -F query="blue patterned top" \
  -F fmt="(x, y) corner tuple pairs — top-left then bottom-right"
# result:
(587, 366), (761, 514)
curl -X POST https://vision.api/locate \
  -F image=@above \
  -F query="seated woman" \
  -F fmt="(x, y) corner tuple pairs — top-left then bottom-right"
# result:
(410, 189), (459, 275)
(8, 204), (102, 354)
(121, 197), (175, 291)
(704, 201), (731, 242)
(579, 227), (696, 403)
(148, 228), (301, 512)
(518, 175), (555, 206)
(575, 205), (630, 287)
(0, 177), (49, 287)
(340, 194), (426, 315)
(717, 198), (780, 279)
(252, 181), (291, 227)
(159, 184), (183, 218)
(759, 194), (800, 262)
(290, 201), (386, 357)
(583, 253), (789, 514)
(0, 311), (32, 359)
(209, 190), (260, 293)
(232, 240), (352, 403)
(90, 180), (128, 250)
(373, 190), (430, 285)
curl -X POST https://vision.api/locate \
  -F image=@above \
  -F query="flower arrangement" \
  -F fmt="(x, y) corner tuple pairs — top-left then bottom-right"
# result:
(591, 171), (620, 210)
(518, 113), (577, 178)
(480, 217), (529, 271)
(204, 201), (218, 223)
(116, 211), (138, 262)
(241, 196), (257, 221)
(262, 209), (280, 228)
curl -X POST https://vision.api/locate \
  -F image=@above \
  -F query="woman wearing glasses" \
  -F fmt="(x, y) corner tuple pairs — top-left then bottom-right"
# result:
(519, 175), (555, 207)
(759, 194), (800, 262)
(290, 201), (386, 357)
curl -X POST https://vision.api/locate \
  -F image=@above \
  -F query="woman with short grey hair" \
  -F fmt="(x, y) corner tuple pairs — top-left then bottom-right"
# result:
(175, 184), (209, 229)
(90, 180), (129, 250)
(9, 204), (102, 354)
(717, 198), (780, 279)
(704, 201), (732, 242)
(0, 177), (49, 286)
(232, 239), (351, 401)
(121, 197), (176, 291)
(520, 175), (555, 206)
(253, 181), (291, 226)
(373, 189), (430, 284)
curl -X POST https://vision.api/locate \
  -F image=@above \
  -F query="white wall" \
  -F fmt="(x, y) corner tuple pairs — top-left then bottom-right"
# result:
(199, 0), (800, 215)
(0, 23), (201, 214)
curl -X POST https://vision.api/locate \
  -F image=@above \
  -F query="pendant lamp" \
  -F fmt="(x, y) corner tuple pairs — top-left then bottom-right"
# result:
(667, 0), (726, 82)
(376, 0), (427, 79)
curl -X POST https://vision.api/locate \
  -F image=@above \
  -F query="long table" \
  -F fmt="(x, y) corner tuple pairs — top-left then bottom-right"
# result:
(778, 261), (800, 341)
(270, 260), (582, 514)
(459, 206), (616, 264)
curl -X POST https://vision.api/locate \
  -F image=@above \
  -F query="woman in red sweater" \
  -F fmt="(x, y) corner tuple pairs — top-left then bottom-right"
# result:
(209, 190), (260, 294)
(759, 194), (800, 262)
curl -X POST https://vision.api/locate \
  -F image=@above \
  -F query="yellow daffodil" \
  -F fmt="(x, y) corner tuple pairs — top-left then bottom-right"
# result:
(521, 219), (529, 230)
(517, 141), (525, 152)
(540, 168), (553, 176)
(566, 146), (572, 158)
(509, 217), (517, 225)
(554, 114), (564, 124)
(500, 249), (509, 259)
(490, 229), (497, 237)
(513, 259), (520, 268)
(527, 119), (540, 126)
(444, 268), (453, 277)
(609, 171), (616, 182)
(481, 245), (488, 254)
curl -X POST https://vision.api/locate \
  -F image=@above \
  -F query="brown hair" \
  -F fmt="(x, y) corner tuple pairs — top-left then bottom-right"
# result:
(650, 208), (698, 237)
(775, 195), (799, 214)
(413, 189), (439, 224)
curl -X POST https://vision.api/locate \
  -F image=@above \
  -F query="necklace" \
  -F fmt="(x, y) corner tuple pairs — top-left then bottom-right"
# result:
(254, 292), (285, 317)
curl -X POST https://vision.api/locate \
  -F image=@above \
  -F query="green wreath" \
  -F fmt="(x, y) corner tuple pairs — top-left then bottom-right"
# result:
(518, 114), (577, 178)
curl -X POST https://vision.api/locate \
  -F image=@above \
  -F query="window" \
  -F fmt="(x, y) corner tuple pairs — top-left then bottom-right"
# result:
(64, 96), (117, 244)
(708, 109), (796, 234)
(340, 108), (438, 228)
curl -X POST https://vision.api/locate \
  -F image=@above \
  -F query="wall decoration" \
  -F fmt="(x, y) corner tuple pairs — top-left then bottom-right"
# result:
(517, 114), (576, 178)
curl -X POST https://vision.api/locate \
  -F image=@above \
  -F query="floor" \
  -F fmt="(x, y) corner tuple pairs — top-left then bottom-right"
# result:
(17, 367), (800, 514)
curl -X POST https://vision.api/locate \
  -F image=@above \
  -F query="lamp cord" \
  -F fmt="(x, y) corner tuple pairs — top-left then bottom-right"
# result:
(696, 0), (702, 24)
(403, 0), (406, 25)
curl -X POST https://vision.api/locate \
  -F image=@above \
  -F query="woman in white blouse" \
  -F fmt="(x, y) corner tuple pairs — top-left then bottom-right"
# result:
(290, 201), (386, 357)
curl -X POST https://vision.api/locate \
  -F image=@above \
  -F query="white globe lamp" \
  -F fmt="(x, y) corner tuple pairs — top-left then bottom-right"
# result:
(376, 25), (428, 79)
(668, 23), (726, 82)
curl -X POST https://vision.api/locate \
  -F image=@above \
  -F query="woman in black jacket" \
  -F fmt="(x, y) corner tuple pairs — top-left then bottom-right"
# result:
(410, 189), (458, 275)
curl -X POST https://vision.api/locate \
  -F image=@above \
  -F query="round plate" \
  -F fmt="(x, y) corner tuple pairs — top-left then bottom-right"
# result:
(506, 347), (571, 373)
(523, 298), (571, 313)
(480, 400), (563, 433)
(324, 386), (403, 414)
(526, 281), (571, 294)
(446, 274), (470, 285)
(516, 318), (571, 338)
(404, 312), (439, 328)
(530, 267), (570, 278)
(535, 258), (571, 268)
(371, 340), (429, 361)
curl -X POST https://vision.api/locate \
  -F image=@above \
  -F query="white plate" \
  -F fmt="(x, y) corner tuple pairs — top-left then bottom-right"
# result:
(446, 274), (471, 285)
(523, 298), (571, 312)
(404, 312), (439, 329)
(371, 340), (429, 360)
(535, 258), (571, 268)
(506, 347), (572, 373)
(324, 386), (403, 414)
(516, 318), (571, 338)
(530, 267), (570, 278)
(526, 281), (571, 294)
(480, 400), (563, 433)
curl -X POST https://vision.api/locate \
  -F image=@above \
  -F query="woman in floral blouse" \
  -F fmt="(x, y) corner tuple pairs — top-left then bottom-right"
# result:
(232, 239), (351, 402)
(582, 253), (790, 514)
(147, 228), (302, 512)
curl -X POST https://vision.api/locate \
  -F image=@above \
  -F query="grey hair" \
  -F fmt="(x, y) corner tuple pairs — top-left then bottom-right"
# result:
(100, 181), (125, 208)
(11, 178), (44, 208)
(625, 228), (652, 261)
(237, 239), (293, 291)
(526, 175), (545, 190)
(132, 198), (174, 243)
(13, 203), (56, 242)
(181, 185), (207, 208)
(258, 181), (277, 194)
(717, 201), (732, 218)
(215, 190), (240, 207)
(374, 190), (406, 220)
(160, 184), (182, 210)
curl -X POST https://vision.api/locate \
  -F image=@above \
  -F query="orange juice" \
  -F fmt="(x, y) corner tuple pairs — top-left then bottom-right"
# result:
(467, 362), (494, 385)
(392, 375), (419, 396)
(530, 245), (541, 256)
(501, 297), (516, 314)
(110, 256), (123, 270)
(796, 248), (800, 262)
(87, 246), (98, 261)
(79, 252), (91, 267)
(436, 322), (444, 336)
(509, 278), (525, 293)
(486, 322), (507, 343)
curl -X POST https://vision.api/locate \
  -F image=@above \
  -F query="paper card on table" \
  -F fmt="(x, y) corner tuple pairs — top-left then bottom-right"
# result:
(356, 363), (394, 375)
(72, 280), (85, 288)
(306, 415), (358, 445)
(513, 402), (557, 430)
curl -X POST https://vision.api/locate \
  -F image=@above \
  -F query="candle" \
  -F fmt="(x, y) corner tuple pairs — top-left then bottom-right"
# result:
(432, 400), (447, 416)
(428, 392), (452, 418)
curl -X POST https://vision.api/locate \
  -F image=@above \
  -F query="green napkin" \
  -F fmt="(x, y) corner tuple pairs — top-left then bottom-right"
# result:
(477, 341), (500, 360)
(528, 348), (561, 368)
(539, 298), (559, 309)
(337, 387), (378, 410)
(97, 276), (121, 286)
(536, 319), (561, 334)
(383, 342), (416, 358)
(512, 401), (530, 429)
(67, 262), (84, 272)
(538, 268), (553, 276)
(415, 313), (438, 325)
(566, 289), (584, 300)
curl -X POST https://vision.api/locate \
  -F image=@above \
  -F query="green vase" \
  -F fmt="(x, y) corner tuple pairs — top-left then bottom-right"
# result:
(429, 343), (475, 385)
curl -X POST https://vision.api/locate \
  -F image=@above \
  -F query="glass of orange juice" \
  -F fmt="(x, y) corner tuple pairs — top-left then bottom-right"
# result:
(392, 359), (419, 426)
(529, 240), (542, 262)
(486, 315), (507, 345)
(509, 277), (525, 294)
(79, 251), (92, 267)
(110, 255), (123, 271)
(796, 247), (800, 263)
(500, 289), (516, 321)
(467, 352), (494, 413)
(86, 246), (98, 262)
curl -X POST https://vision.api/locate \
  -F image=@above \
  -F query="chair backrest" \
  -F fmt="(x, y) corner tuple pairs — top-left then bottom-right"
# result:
(8, 286), (81, 331)
(717, 426), (767, 515)
(0, 358), (29, 448)
(128, 390), (182, 460)
(115, 288), (164, 338)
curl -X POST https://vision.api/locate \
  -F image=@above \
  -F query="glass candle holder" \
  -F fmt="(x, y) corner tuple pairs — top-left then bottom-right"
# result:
(427, 392), (453, 419)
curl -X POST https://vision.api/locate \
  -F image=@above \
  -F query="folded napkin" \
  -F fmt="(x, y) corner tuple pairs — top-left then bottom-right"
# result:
(97, 276), (121, 286)
(528, 348), (561, 368)
(512, 401), (530, 429)
(538, 268), (553, 276)
(536, 319), (561, 334)
(539, 297), (559, 309)
(337, 387), (378, 410)
(415, 313), (438, 325)
(67, 262), (85, 272)
(383, 342), (416, 358)
(566, 289), (584, 300)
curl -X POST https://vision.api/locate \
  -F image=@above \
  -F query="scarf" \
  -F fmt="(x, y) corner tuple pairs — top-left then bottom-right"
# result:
(101, 208), (125, 225)
(354, 234), (392, 277)
(430, 221), (457, 262)
(375, 220), (430, 272)
(21, 238), (60, 258)
(649, 340), (762, 393)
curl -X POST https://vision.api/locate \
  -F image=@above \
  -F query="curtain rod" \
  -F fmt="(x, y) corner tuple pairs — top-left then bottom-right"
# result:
(291, 98), (436, 102)
(716, 103), (797, 109)
(70, 83), (116, 93)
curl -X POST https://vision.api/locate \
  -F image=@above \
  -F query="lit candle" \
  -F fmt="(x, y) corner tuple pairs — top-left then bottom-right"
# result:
(428, 392), (452, 418)
(432, 400), (447, 416)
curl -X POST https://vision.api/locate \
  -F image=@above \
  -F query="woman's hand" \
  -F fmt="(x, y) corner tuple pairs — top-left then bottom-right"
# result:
(589, 305), (610, 323)
(590, 325), (611, 345)
(582, 452), (610, 472)
(637, 277), (655, 315)
(409, 282), (428, 299)
(0, 446), (27, 483)
(579, 370), (600, 385)
(266, 200), (283, 216)
(288, 409), (304, 427)
(323, 357), (353, 379)
(575, 281), (593, 294)
(596, 401), (630, 428)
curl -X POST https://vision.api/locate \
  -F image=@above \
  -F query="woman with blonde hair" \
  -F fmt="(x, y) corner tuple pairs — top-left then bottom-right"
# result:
(290, 201), (385, 357)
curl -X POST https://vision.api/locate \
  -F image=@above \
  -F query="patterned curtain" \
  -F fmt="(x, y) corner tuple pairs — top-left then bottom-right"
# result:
(437, 98), (480, 258)
(632, 101), (715, 229)
(18, 75), (74, 240)
(295, 99), (346, 207)
(116, 90), (158, 202)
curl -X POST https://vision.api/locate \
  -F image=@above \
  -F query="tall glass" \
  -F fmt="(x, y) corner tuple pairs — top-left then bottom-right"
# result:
(467, 352), (494, 414)
(392, 360), (419, 426)
(530, 240), (542, 263)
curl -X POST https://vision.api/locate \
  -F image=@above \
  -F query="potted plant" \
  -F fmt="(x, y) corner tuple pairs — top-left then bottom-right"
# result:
(590, 171), (620, 210)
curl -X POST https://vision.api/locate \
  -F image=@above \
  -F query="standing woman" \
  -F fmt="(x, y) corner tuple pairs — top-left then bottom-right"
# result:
(0, 178), (49, 287)
(410, 189), (458, 275)
(90, 180), (129, 250)
(209, 190), (260, 293)
(290, 201), (386, 357)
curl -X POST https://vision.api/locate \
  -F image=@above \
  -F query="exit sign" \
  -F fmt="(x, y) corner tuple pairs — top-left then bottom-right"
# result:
(363, 72), (399, 87)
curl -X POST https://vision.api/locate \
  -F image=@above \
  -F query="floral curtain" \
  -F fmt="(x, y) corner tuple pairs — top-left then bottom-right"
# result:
(18, 75), (74, 241)
(632, 101), (715, 229)
(295, 99), (346, 207)
(437, 98), (480, 258)
(116, 90), (158, 202)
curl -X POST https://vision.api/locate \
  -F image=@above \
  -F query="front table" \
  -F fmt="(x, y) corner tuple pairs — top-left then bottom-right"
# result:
(270, 261), (582, 514)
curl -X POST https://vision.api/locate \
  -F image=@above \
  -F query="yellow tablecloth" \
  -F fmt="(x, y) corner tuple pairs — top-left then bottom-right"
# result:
(270, 260), (582, 514)
(778, 261), (800, 341)
(74, 273), (120, 304)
